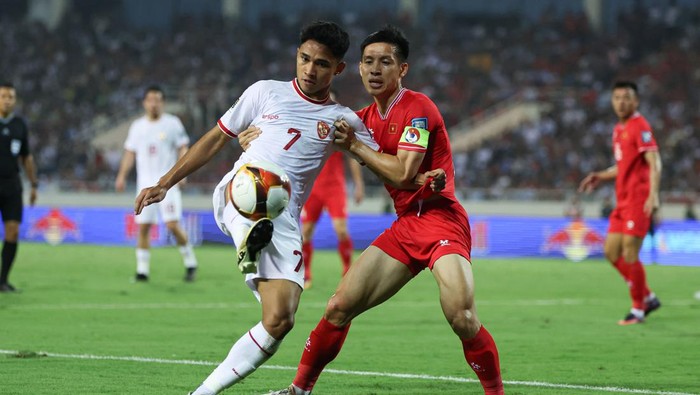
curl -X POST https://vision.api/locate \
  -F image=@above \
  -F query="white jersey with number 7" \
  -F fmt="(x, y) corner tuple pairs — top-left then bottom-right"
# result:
(214, 79), (378, 231)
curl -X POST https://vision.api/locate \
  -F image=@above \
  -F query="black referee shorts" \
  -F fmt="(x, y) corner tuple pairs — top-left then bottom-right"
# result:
(0, 179), (23, 223)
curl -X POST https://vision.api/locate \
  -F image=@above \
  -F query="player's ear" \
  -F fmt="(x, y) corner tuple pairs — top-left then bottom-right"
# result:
(334, 61), (346, 76)
(399, 62), (409, 78)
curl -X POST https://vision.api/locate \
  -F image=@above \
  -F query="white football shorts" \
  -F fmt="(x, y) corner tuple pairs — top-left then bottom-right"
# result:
(136, 186), (182, 224)
(220, 202), (304, 299)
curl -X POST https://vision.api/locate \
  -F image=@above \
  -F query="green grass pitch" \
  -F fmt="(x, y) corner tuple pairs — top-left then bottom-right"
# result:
(1, 243), (699, 394)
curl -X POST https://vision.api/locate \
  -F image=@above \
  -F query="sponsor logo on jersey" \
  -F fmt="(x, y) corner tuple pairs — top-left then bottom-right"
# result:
(411, 117), (428, 130)
(263, 114), (279, 120)
(405, 128), (420, 143)
(439, 239), (450, 246)
(2, 127), (9, 136)
(641, 131), (652, 143)
(229, 99), (239, 109)
(317, 121), (331, 139)
(158, 132), (166, 140)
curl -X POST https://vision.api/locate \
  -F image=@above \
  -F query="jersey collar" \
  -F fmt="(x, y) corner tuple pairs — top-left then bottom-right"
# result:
(292, 79), (330, 105)
(0, 113), (15, 123)
(376, 87), (406, 120)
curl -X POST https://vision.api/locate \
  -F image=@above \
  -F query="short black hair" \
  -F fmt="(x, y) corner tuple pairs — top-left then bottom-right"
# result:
(299, 20), (350, 60)
(143, 84), (164, 99)
(0, 82), (15, 90)
(613, 81), (638, 95)
(361, 25), (410, 62)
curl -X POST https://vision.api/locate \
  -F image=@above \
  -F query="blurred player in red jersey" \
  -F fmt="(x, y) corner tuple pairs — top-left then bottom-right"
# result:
(270, 26), (503, 395)
(301, 150), (364, 288)
(579, 81), (662, 325)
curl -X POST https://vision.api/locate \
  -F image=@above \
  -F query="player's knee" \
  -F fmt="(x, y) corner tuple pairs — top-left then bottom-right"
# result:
(445, 308), (481, 338)
(324, 295), (354, 327)
(262, 312), (295, 340)
(4, 224), (20, 241)
(604, 246), (619, 263)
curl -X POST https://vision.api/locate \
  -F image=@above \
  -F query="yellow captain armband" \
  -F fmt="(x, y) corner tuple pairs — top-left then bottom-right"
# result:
(397, 126), (430, 152)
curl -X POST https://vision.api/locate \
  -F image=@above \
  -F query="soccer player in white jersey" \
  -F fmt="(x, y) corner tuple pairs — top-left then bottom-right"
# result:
(134, 22), (378, 395)
(115, 85), (198, 282)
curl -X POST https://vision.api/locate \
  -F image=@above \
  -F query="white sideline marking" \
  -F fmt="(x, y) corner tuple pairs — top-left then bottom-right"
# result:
(6, 299), (696, 310)
(0, 349), (695, 395)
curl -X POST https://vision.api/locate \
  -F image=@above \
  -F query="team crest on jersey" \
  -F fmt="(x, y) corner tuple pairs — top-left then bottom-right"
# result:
(317, 121), (331, 139)
(641, 131), (652, 143)
(405, 128), (420, 143)
(411, 117), (428, 130)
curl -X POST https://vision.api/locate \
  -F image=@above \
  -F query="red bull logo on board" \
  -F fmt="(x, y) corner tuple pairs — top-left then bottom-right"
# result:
(28, 208), (81, 245)
(542, 220), (605, 262)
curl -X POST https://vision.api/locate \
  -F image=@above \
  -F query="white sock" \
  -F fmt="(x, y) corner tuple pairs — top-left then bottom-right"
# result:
(179, 244), (198, 268)
(198, 322), (281, 394)
(631, 308), (645, 318)
(136, 248), (150, 275)
(292, 384), (313, 395)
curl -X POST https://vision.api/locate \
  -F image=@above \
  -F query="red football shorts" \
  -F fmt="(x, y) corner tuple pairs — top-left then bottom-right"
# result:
(301, 183), (347, 223)
(372, 199), (472, 275)
(608, 204), (651, 238)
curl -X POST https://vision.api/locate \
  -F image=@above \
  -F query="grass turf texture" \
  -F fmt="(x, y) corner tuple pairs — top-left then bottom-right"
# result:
(1, 243), (699, 394)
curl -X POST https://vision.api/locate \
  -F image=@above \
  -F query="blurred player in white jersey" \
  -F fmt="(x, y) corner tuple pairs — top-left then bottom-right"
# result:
(115, 85), (198, 282)
(134, 22), (378, 395)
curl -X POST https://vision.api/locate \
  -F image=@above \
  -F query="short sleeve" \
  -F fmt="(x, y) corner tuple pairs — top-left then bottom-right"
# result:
(397, 98), (438, 153)
(635, 120), (658, 153)
(19, 119), (30, 156)
(173, 117), (190, 147)
(124, 122), (137, 151)
(345, 111), (379, 152)
(217, 81), (265, 138)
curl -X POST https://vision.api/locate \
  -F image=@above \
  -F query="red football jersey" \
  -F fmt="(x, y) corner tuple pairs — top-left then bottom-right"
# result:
(313, 151), (345, 190)
(356, 88), (458, 216)
(612, 112), (658, 206)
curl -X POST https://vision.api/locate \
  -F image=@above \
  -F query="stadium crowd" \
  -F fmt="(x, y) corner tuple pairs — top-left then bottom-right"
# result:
(0, 4), (698, 199)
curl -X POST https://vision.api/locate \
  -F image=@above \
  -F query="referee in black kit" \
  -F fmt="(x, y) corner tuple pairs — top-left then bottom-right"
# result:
(0, 82), (38, 293)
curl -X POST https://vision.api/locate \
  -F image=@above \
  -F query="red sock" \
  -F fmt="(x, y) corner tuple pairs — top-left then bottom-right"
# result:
(293, 318), (351, 391)
(302, 241), (313, 281)
(612, 257), (631, 283)
(461, 326), (503, 395)
(628, 261), (649, 310)
(338, 238), (353, 275)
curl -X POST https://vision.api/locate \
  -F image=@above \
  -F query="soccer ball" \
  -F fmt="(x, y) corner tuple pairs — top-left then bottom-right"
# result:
(228, 160), (291, 221)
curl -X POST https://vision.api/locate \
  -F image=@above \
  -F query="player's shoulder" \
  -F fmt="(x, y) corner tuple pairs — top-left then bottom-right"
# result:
(631, 113), (652, 130)
(130, 115), (149, 128)
(250, 79), (288, 92)
(399, 89), (440, 114)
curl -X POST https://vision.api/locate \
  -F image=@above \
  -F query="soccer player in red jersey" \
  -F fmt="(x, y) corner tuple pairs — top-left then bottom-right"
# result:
(270, 26), (503, 395)
(301, 151), (364, 288)
(579, 81), (662, 325)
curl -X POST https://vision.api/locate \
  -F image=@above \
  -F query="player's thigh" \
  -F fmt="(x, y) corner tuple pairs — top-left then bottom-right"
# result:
(159, 188), (182, 223)
(330, 246), (413, 317)
(432, 254), (477, 318)
(330, 217), (349, 239)
(621, 234), (644, 263)
(257, 278), (303, 335)
(604, 232), (623, 261)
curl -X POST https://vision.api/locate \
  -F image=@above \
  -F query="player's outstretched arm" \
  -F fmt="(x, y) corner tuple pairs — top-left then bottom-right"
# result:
(134, 125), (231, 214)
(21, 153), (38, 206)
(115, 150), (135, 192)
(578, 165), (618, 193)
(644, 150), (662, 216)
(334, 119), (424, 189)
